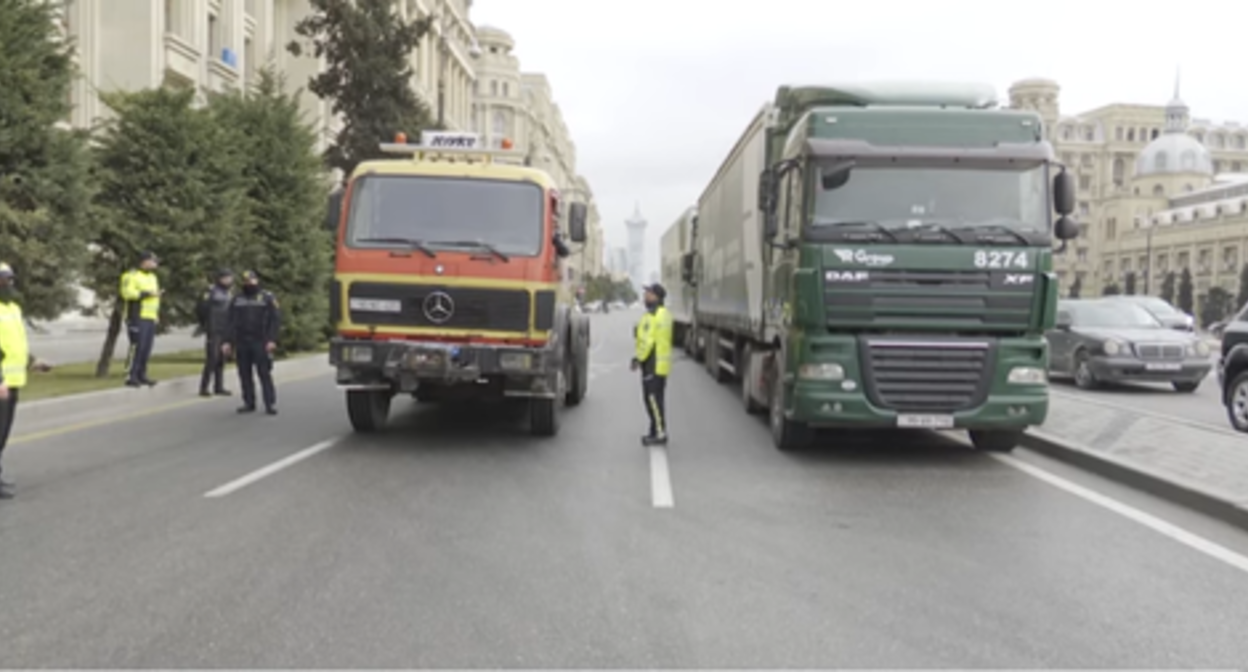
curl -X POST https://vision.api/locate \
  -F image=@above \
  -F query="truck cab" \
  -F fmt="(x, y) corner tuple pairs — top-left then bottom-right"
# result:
(325, 131), (592, 436)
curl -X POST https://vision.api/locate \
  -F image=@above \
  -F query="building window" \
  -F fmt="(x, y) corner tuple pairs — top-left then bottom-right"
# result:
(208, 12), (221, 59)
(165, 0), (177, 34)
(492, 111), (506, 135)
(490, 80), (498, 96)
(1079, 175), (1091, 191)
(244, 37), (255, 79)
(502, 82), (509, 97)
(1127, 129), (1136, 142)
(1076, 248), (1088, 263)
(1078, 202), (1090, 216)
(1234, 161), (1244, 172)
(1151, 128), (1160, 140)
(1112, 158), (1125, 186)
(1153, 184), (1165, 196)
(1115, 127), (1124, 141)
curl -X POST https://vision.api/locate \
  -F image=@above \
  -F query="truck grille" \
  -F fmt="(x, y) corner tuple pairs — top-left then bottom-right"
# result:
(825, 269), (1036, 330)
(861, 338), (994, 413)
(346, 282), (531, 332)
(1135, 343), (1185, 360)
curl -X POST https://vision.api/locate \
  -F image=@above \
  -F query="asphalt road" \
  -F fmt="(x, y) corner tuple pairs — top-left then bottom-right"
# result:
(1050, 356), (1228, 429)
(31, 328), (201, 365)
(3, 311), (1248, 667)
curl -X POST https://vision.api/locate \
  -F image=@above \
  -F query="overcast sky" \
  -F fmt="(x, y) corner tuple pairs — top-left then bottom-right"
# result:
(470, 0), (1248, 278)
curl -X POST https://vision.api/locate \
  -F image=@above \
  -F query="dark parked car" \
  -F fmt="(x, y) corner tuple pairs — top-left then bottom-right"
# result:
(1047, 299), (1212, 392)
(1105, 295), (1195, 331)
(1216, 304), (1248, 431)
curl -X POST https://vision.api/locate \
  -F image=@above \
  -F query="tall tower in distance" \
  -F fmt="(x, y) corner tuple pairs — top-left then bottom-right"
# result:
(625, 202), (647, 291)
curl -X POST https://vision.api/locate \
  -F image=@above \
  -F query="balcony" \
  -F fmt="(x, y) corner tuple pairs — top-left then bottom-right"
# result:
(207, 49), (241, 92)
(163, 33), (201, 85)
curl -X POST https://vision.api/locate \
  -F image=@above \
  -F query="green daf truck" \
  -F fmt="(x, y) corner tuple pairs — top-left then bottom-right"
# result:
(687, 82), (1080, 451)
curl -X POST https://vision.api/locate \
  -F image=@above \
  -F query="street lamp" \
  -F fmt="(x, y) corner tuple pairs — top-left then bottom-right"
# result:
(432, 11), (481, 129)
(1143, 224), (1155, 294)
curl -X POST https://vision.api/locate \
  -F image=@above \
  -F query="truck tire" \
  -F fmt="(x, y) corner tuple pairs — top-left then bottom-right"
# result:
(968, 429), (1021, 453)
(740, 344), (765, 415)
(347, 389), (391, 433)
(565, 342), (589, 407)
(530, 397), (560, 436)
(768, 361), (812, 451)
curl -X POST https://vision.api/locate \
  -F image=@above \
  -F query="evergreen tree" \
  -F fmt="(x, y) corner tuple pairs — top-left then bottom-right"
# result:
(1067, 275), (1082, 299)
(1236, 263), (1248, 311)
(1177, 267), (1195, 314)
(210, 70), (332, 354)
(1201, 286), (1232, 329)
(1160, 271), (1177, 304)
(1102, 283), (1121, 296)
(89, 87), (250, 375)
(288, 0), (436, 181)
(1123, 272), (1137, 295)
(0, 0), (96, 320)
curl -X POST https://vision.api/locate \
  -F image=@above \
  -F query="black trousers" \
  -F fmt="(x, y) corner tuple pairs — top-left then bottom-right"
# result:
(200, 335), (226, 392)
(236, 341), (276, 409)
(641, 373), (668, 437)
(0, 389), (20, 477)
(126, 319), (156, 383)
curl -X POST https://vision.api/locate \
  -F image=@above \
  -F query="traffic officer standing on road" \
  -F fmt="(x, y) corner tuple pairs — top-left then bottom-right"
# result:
(631, 283), (673, 446)
(222, 271), (281, 416)
(119, 251), (162, 387)
(0, 263), (53, 500)
(196, 269), (234, 397)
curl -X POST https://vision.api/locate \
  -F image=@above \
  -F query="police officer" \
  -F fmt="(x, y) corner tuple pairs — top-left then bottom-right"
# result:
(0, 263), (53, 500)
(631, 283), (673, 446)
(222, 270), (281, 415)
(197, 269), (234, 397)
(119, 251), (162, 387)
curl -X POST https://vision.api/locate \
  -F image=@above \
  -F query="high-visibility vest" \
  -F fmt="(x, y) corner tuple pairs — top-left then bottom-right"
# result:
(634, 305), (673, 377)
(0, 301), (30, 389)
(120, 269), (160, 321)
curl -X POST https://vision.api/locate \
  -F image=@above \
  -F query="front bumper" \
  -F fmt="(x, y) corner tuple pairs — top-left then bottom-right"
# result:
(790, 381), (1047, 430)
(1087, 355), (1211, 384)
(329, 337), (558, 396)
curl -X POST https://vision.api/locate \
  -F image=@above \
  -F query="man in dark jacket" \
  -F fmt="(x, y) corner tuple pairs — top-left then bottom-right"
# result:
(221, 270), (281, 416)
(196, 269), (234, 397)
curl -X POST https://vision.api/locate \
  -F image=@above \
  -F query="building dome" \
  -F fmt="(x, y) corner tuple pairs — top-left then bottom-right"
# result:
(1135, 85), (1213, 177)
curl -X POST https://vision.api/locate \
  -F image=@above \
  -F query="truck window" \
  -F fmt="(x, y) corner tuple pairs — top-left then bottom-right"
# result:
(345, 175), (545, 256)
(810, 164), (1048, 234)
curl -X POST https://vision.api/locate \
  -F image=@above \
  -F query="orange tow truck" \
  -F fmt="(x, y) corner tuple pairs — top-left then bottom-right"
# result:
(324, 131), (591, 436)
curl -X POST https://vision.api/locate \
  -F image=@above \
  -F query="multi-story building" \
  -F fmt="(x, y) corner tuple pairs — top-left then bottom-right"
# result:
(57, 0), (478, 149)
(625, 204), (647, 291)
(1009, 78), (1248, 309)
(471, 25), (604, 285)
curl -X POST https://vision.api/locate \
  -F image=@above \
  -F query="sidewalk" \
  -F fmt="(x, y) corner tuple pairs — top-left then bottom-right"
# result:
(1024, 391), (1248, 529)
(29, 324), (201, 365)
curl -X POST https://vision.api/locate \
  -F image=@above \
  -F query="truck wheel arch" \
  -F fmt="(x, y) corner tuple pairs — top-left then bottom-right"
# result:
(1223, 344), (1248, 405)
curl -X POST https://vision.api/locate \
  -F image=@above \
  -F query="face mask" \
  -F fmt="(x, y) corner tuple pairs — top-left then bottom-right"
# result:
(0, 286), (13, 301)
(644, 298), (657, 310)
(243, 284), (259, 296)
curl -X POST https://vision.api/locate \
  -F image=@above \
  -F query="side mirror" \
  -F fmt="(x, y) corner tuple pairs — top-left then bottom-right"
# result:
(757, 168), (776, 214)
(568, 202), (588, 243)
(680, 252), (695, 284)
(819, 160), (855, 191)
(1055, 315), (1073, 330)
(1054, 214), (1080, 241)
(325, 189), (344, 231)
(1053, 168), (1075, 215)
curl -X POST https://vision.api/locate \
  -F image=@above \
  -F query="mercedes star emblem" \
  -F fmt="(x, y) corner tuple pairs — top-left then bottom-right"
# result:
(422, 291), (455, 323)
(435, 264), (445, 275)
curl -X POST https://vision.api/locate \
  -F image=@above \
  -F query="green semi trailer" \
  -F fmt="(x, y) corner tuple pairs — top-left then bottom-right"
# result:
(687, 82), (1080, 452)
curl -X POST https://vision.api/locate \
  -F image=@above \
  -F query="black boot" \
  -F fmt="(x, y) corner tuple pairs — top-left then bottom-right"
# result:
(237, 405), (256, 414)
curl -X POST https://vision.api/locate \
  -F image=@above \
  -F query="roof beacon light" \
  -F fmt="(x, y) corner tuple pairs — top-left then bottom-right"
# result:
(379, 130), (525, 165)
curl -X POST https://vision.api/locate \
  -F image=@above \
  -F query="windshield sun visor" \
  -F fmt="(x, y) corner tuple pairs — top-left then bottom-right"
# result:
(807, 138), (1055, 171)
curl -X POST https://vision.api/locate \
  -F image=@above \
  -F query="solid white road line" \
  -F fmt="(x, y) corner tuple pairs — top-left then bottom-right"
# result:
(992, 453), (1248, 575)
(650, 445), (675, 508)
(204, 437), (342, 498)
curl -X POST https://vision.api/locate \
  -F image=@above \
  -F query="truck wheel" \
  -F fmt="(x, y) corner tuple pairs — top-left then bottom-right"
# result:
(1226, 371), (1248, 433)
(968, 429), (1021, 453)
(740, 344), (764, 415)
(346, 389), (391, 433)
(768, 362), (812, 451)
(565, 345), (589, 407)
(530, 397), (560, 436)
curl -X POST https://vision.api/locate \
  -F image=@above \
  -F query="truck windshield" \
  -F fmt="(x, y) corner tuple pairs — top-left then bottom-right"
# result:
(345, 175), (544, 256)
(811, 165), (1048, 237)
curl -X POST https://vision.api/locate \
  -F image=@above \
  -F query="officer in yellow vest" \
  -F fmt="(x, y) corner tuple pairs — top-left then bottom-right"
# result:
(631, 283), (674, 446)
(0, 263), (53, 500)
(119, 251), (162, 387)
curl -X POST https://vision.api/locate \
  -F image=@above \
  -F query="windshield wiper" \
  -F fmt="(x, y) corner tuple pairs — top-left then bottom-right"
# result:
(431, 240), (511, 262)
(356, 237), (436, 258)
(951, 223), (1043, 246)
(892, 222), (973, 244)
(812, 220), (899, 243)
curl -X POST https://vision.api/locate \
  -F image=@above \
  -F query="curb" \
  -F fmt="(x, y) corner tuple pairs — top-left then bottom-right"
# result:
(14, 353), (331, 435)
(1021, 428), (1248, 532)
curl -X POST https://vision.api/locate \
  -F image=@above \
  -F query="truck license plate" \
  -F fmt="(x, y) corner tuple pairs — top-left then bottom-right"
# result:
(1145, 362), (1181, 371)
(897, 414), (955, 429)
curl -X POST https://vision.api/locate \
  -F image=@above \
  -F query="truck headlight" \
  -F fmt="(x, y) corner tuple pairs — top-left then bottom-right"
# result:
(343, 346), (373, 363)
(1102, 339), (1125, 356)
(1192, 341), (1211, 357)
(798, 363), (844, 381)
(1007, 366), (1047, 385)
(500, 352), (533, 369)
